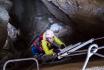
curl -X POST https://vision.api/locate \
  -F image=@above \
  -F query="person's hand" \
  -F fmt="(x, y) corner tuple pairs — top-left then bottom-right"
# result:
(60, 44), (65, 49)
(53, 49), (60, 53)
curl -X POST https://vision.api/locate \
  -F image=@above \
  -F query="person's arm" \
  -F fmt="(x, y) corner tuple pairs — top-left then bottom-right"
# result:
(54, 36), (65, 46)
(54, 36), (65, 49)
(41, 40), (54, 55)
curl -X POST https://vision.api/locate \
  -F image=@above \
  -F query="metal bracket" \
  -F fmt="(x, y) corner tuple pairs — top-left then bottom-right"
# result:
(3, 58), (39, 70)
(82, 44), (104, 70)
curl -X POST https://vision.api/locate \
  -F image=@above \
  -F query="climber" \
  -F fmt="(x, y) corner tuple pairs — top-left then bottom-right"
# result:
(31, 29), (65, 56)
(41, 29), (65, 55)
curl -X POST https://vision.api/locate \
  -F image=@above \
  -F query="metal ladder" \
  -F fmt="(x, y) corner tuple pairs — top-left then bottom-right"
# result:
(82, 44), (104, 70)
(3, 58), (39, 70)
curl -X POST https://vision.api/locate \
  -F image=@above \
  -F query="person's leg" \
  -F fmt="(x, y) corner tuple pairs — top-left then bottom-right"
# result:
(31, 45), (39, 56)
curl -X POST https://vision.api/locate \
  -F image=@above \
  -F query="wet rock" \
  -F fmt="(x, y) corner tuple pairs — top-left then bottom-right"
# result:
(39, 0), (104, 45)
(0, 0), (12, 48)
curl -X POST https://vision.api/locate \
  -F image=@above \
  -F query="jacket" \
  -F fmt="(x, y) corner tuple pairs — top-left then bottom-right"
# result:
(41, 33), (65, 55)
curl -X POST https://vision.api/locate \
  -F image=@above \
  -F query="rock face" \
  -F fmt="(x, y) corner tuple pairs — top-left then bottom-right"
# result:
(0, 0), (12, 48)
(13, 0), (52, 50)
(42, 0), (104, 28)
(0, 0), (12, 69)
(12, 0), (104, 46)
(13, 0), (73, 47)
(0, 0), (103, 69)
(42, 0), (104, 42)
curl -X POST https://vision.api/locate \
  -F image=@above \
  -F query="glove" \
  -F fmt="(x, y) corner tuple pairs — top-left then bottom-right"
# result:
(60, 44), (65, 49)
(53, 49), (60, 53)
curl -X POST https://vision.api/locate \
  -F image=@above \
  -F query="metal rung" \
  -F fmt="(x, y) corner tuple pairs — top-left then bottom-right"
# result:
(95, 53), (104, 58)
(82, 44), (98, 70)
(3, 58), (39, 70)
(59, 39), (94, 55)
(98, 46), (104, 50)
(67, 52), (86, 57)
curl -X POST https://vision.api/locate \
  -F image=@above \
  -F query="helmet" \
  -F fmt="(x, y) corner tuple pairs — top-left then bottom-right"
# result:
(50, 23), (62, 33)
(45, 29), (54, 38)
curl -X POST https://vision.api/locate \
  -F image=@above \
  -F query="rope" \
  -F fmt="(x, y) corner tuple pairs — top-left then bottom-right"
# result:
(94, 36), (104, 41)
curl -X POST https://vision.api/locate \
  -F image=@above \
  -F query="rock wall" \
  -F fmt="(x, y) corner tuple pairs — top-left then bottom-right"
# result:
(0, 0), (12, 48)
(42, 0), (104, 43)
(11, 0), (104, 52)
